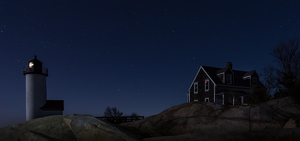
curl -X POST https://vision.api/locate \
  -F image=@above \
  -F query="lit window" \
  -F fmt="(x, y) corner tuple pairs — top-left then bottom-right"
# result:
(226, 74), (232, 84)
(194, 82), (198, 94)
(205, 79), (209, 91)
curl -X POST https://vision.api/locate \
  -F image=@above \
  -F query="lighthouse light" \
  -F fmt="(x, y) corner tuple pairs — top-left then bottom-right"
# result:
(29, 62), (34, 68)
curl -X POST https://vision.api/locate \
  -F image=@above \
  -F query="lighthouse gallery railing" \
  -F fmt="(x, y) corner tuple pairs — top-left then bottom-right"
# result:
(23, 66), (48, 75)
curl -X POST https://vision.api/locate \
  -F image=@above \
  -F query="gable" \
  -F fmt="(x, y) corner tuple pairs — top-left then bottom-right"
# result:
(188, 66), (217, 90)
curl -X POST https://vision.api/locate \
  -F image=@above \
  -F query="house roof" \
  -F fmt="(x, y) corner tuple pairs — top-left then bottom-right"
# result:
(243, 70), (257, 77)
(28, 55), (43, 65)
(202, 66), (259, 87)
(216, 67), (229, 74)
(202, 66), (224, 84)
(40, 100), (64, 111)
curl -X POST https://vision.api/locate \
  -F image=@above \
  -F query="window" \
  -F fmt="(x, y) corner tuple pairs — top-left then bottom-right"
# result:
(194, 99), (198, 102)
(205, 98), (209, 102)
(241, 96), (244, 105)
(226, 74), (232, 84)
(194, 82), (198, 94)
(205, 79), (209, 91)
(252, 77), (257, 87)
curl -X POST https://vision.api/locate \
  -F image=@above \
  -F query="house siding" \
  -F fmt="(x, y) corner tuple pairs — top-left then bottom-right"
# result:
(251, 73), (259, 86)
(188, 65), (265, 105)
(189, 68), (214, 102)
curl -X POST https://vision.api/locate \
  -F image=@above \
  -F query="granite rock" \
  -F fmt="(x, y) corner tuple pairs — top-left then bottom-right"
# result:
(2, 97), (300, 141)
(0, 114), (138, 141)
(121, 97), (300, 137)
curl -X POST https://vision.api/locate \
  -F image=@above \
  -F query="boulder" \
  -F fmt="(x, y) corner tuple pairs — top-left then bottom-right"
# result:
(0, 114), (139, 141)
(283, 118), (297, 128)
(283, 117), (300, 129)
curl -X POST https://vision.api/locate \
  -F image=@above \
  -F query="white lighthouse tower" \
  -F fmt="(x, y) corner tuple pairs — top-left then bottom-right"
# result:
(23, 55), (48, 121)
(23, 55), (63, 121)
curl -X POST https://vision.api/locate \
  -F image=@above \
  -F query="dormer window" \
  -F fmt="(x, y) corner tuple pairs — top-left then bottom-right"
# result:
(252, 77), (257, 87)
(205, 79), (209, 91)
(226, 74), (232, 84)
(194, 82), (198, 94)
(217, 73), (224, 83)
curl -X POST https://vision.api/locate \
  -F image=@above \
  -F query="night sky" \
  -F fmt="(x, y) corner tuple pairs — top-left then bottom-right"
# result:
(1, 1), (299, 128)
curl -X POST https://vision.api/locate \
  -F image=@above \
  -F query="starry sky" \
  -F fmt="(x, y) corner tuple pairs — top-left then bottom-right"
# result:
(0, 0), (299, 128)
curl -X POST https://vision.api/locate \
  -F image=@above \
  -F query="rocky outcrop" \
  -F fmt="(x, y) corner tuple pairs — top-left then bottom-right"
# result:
(0, 114), (139, 141)
(143, 128), (300, 141)
(2, 97), (300, 140)
(121, 97), (300, 138)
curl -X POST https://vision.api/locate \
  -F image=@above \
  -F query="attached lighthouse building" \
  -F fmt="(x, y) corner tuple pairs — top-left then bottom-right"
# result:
(23, 55), (64, 121)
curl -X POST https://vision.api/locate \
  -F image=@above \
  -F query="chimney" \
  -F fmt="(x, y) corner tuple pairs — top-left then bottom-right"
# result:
(226, 62), (232, 69)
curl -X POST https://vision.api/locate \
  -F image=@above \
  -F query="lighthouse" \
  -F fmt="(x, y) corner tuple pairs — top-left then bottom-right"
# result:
(23, 55), (64, 121)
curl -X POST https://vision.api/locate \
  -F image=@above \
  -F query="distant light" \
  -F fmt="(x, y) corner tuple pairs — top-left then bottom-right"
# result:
(29, 62), (34, 68)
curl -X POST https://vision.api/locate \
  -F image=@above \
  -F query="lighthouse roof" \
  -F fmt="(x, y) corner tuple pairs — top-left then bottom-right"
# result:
(40, 100), (64, 111)
(29, 55), (43, 64)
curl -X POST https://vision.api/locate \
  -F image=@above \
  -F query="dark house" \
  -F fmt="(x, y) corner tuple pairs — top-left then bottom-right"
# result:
(187, 62), (264, 105)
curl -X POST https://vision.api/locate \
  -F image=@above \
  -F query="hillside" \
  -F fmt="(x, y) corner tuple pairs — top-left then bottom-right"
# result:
(1, 97), (300, 140)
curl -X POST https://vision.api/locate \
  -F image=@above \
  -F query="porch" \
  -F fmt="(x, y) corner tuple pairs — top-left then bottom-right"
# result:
(215, 91), (248, 105)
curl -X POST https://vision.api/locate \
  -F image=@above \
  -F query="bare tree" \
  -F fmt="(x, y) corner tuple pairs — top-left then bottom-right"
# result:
(104, 107), (123, 117)
(250, 86), (271, 103)
(130, 112), (138, 117)
(270, 38), (300, 97)
(260, 65), (277, 97)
